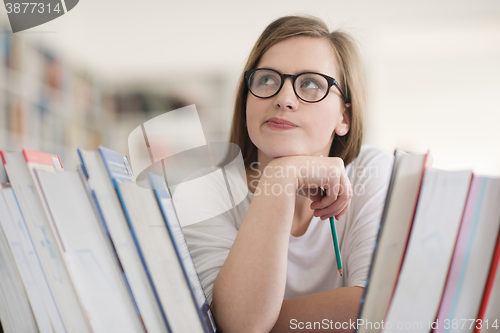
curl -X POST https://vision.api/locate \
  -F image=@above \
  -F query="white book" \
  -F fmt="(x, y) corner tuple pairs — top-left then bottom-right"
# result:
(383, 169), (472, 333)
(357, 150), (431, 333)
(0, 156), (7, 183)
(1, 184), (65, 333)
(0, 193), (39, 333)
(36, 169), (145, 333)
(116, 180), (206, 333)
(1, 150), (91, 333)
(435, 177), (500, 333)
(151, 173), (217, 332)
(78, 149), (169, 333)
(0, 185), (52, 332)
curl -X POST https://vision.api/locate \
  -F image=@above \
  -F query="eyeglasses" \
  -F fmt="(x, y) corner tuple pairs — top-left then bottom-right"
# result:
(244, 68), (347, 103)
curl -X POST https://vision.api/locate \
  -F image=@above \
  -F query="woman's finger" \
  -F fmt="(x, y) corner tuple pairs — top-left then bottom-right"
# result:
(315, 195), (351, 220)
(331, 200), (349, 218)
(315, 172), (352, 217)
(335, 202), (351, 219)
(310, 173), (341, 209)
(313, 194), (344, 216)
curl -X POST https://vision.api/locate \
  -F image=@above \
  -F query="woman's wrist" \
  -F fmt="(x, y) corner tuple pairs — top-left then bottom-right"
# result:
(255, 158), (300, 197)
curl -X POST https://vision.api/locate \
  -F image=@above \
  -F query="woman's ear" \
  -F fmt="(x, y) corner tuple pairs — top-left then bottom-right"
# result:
(336, 103), (351, 136)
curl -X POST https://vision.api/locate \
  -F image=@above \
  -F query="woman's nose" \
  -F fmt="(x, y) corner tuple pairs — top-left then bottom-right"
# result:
(274, 78), (299, 111)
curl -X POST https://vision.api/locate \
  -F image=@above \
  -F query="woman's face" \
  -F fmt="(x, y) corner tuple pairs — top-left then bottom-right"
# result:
(246, 36), (350, 161)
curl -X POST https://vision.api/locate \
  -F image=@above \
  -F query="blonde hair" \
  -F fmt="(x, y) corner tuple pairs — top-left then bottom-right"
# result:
(229, 15), (366, 167)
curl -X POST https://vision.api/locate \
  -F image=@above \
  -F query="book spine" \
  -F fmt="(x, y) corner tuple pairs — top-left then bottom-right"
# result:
(153, 184), (215, 333)
(113, 179), (172, 333)
(77, 150), (89, 178)
(473, 227), (500, 333)
(383, 151), (431, 325)
(22, 148), (63, 168)
(81, 168), (147, 333)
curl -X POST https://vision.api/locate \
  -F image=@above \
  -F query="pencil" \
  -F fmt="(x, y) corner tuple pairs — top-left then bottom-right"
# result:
(322, 188), (343, 276)
(329, 216), (343, 276)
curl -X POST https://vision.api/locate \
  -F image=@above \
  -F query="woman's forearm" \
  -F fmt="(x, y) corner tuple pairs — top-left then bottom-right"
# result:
(271, 287), (364, 333)
(212, 161), (297, 333)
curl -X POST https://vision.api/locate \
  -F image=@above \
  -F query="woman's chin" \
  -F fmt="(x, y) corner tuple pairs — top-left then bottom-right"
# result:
(266, 149), (308, 159)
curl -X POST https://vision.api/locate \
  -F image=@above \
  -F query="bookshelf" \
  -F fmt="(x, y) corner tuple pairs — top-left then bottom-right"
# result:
(0, 24), (105, 169)
(0, 22), (233, 172)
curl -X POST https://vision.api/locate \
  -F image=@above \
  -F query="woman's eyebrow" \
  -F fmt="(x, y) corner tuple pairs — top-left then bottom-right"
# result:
(257, 67), (325, 75)
(296, 69), (321, 74)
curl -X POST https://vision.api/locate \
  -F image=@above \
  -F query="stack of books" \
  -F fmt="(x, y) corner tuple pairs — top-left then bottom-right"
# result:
(357, 150), (500, 333)
(0, 146), (499, 333)
(0, 147), (217, 333)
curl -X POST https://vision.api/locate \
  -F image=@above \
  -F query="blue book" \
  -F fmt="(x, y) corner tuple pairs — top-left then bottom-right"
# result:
(150, 173), (218, 333)
(78, 147), (169, 333)
(98, 146), (136, 184)
(100, 146), (210, 333)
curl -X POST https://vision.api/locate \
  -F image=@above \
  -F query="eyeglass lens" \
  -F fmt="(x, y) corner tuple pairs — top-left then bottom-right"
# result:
(248, 69), (329, 102)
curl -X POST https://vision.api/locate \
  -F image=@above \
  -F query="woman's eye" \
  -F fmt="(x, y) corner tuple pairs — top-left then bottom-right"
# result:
(301, 79), (320, 89)
(257, 75), (278, 86)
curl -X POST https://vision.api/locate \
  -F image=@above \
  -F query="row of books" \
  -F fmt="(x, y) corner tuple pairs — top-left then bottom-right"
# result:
(0, 147), (218, 333)
(357, 151), (500, 333)
(2, 144), (499, 333)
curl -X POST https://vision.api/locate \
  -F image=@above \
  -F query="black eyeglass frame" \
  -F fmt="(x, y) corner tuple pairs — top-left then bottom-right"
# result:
(244, 68), (348, 104)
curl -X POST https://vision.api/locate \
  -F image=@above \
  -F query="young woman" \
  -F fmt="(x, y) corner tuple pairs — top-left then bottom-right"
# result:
(182, 15), (394, 332)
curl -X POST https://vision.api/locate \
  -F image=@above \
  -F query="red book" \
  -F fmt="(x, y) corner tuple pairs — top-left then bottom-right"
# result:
(22, 148), (63, 170)
(474, 229), (500, 333)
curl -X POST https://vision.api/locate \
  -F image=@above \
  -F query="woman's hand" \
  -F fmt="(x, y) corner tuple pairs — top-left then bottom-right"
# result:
(269, 156), (353, 220)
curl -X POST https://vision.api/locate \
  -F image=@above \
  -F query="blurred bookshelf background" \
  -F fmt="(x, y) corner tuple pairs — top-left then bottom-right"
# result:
(0, 0), (499, 175)
(0, 18), (233, 170)
(0, 25), (104, 168)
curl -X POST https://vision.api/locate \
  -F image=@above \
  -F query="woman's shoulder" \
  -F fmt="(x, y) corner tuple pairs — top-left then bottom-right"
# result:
(171, 166), (249, 228)
(347, 144), (394, 170)
(345, 144), (394, 193)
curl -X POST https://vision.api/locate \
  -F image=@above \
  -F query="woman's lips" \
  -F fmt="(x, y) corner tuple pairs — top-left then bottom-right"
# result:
(266, 117), (297, 130)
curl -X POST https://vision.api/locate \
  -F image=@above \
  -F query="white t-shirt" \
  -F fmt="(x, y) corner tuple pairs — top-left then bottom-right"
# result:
(181, 145), (394, 305)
